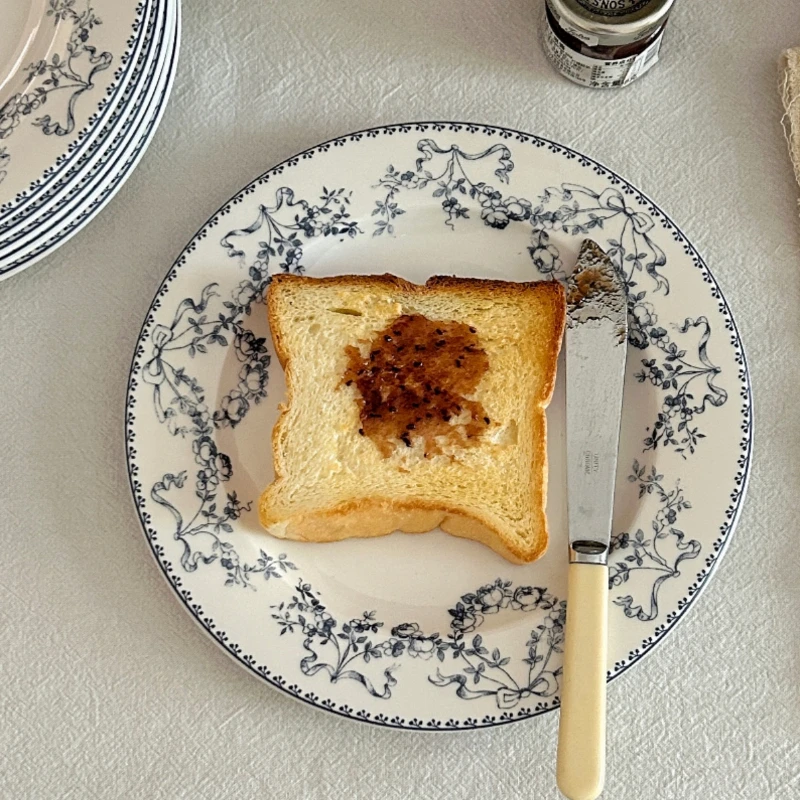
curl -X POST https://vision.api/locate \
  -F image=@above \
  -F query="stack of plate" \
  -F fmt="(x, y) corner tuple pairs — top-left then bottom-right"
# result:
(0, 0), (180, 281)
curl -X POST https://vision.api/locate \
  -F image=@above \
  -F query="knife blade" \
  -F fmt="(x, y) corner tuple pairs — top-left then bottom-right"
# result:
(557, 239), (628, 800)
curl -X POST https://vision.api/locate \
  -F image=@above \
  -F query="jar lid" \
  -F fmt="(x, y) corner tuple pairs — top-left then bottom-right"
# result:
(547, 0), (676, 46)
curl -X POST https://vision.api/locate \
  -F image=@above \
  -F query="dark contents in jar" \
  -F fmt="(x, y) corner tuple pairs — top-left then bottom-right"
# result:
(545, 3), (665, 61)
(343, 314), (491, 457)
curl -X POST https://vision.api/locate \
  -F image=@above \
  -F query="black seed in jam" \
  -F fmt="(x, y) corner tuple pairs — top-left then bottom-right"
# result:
(413, 360), (422, 368)
(345, 380), (353, 386)
(436, 328), (444, 335)
(469, 326), (476, 333)
(435, 339), (445, 347)
(358, 428), (365, 435)
(393, 329), (401, 336)
(455, 359), (462, 368)
(484, 417), (490, 424)
(388, 406), (397, 413)
(415, 344), (426, 352)
(433, 387), (441, 395)
(384, 335), (392, 342)
(406, 423), (415, 431)
(441, 411), (451, 422)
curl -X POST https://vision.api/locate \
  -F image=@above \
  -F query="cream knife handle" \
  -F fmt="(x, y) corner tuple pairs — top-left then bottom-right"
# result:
(556, 562), (608, 800)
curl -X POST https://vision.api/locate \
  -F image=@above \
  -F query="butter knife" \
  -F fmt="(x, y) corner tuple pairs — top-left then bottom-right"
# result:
(556, 240), (628, 800)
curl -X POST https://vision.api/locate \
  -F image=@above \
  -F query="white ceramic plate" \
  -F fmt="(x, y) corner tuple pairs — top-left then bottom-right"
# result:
(0, 0), (146, 216)
(0, 0), (161, 238)
(0, 1), (178, 277)
(126, 123), (752, 730)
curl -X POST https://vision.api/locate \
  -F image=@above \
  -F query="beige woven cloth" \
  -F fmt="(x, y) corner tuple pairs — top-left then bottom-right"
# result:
(783, 48), (800, 190)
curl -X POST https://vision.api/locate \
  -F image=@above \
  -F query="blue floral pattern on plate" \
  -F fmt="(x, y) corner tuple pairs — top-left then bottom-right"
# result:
(0, 0), (145, 211)
(0, 0), (178, 280)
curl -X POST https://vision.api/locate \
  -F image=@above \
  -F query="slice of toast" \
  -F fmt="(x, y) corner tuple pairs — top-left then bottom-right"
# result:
(259, 273), (566, 564)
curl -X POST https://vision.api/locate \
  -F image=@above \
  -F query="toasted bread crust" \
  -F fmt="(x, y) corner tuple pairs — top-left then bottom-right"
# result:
(267, 272), (565, 382)
(261, 273), (565, 563)
(259, 497), (545, 565)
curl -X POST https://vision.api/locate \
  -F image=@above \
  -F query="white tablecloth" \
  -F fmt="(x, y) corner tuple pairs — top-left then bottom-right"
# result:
(2, 1), (799, 797)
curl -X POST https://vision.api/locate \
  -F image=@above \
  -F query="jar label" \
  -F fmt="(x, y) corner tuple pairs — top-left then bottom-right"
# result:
(575, 0), (653, 16)
(558, 17), (600, 46)
(543, 23), (662, 88)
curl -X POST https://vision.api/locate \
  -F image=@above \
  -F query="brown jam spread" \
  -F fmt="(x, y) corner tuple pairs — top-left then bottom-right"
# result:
(343, 314), (490, 457)
(566, 266), (617, 309)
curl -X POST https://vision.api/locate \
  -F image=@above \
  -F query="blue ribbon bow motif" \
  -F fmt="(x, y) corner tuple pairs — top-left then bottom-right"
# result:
(595, 187), (655, 235)
(415, 138), (514, 184)
(432, 669), (560, 709)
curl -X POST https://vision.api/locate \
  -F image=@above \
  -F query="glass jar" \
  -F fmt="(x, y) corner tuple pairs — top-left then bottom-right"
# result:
(543, 0), (677, 89)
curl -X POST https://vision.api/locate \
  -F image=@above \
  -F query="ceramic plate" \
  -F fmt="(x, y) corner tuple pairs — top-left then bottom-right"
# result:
(0, 0), (161, 238)
(0, 0), (147, 216)
(0, 1), (179, 277)
(126, 123), (752, 730)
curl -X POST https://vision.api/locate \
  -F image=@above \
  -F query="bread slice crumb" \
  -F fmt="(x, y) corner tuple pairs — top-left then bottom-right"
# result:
(259, 273), (566, 564)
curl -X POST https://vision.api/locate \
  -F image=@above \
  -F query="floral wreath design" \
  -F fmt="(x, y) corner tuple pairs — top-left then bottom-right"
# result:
(271, 578), (567, 709)
(610, 461), (700, 622)
(0, 0), (113, 186)
(128, 123), (752, 728)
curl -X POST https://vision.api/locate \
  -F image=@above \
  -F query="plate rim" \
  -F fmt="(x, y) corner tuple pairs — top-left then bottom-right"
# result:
(0, 1), (179, 280)
(125, 120), (753, 730)
(0, 0), (154, 218)
(0, 0), (158, 231)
